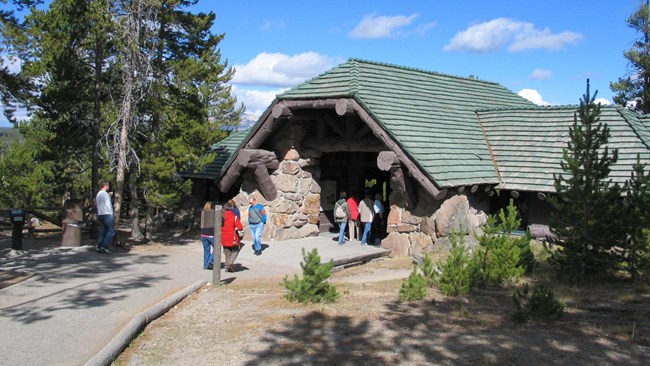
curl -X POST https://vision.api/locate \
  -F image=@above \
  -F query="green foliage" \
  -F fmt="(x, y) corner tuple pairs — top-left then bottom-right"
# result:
(623, 156), (650, 281)
(470, 200), (532, 287)
(418, 253), (436, 287)
(610, 2), (650, 114)
(511, 284), (564, 323)
(549, 80), (625, 281)
(282, 248), (339, 304)
(434, 233), (472, 296)
(399, 267), (428, 302)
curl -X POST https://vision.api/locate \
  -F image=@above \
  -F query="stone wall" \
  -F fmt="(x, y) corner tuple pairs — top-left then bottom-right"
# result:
(381, 187), (488, 257)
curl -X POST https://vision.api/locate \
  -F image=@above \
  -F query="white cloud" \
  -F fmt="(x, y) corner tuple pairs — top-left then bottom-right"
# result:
(444, 18), (582, 53)
(594, 97), (611, 106)
(232, 52), (338, 87)
(231, 85), (288, 120)
(517, 88), (550, 106)
(529, 68), (553, 80)
(261, 20), (286, 32)
(349, 13), (419, 39)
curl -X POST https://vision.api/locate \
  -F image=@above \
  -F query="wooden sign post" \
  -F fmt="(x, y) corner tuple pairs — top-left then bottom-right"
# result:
(212, 205), (223, 285)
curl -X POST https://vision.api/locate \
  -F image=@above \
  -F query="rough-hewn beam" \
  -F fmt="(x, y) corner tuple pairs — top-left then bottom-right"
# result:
(302, 137), (389, 153)
(271, 103), (292, 119)
(254, 164), (277, 201)
(377, 151), (400, 171)
(323, 116), (347, 138)
(218, 152), (245, 192)
(391, 167), (417, 208)
(237, 149), (279, 170)
(335, 99), (354, 116)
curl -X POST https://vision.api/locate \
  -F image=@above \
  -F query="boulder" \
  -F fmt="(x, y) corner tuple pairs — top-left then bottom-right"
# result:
(381, 232), (410, 257)
(410, 232), (434, 255)
(435, 195), (470, 237)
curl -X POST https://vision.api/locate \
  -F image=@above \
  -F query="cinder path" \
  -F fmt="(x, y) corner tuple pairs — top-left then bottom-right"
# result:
(0, 232), (388, 366)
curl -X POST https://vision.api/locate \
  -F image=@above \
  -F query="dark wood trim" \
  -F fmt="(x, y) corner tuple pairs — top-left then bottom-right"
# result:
(302, 137), (389, 152)
(255, 164), (277, 201)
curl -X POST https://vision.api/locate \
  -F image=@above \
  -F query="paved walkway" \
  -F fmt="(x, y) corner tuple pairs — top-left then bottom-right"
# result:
(0, 232), (388, 366)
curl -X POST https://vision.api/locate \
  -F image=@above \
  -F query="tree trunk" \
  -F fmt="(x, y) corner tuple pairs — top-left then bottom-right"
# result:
(129, 179), (143, 240)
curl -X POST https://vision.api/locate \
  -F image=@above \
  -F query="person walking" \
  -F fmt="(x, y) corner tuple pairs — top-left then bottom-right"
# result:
(200, 201), (216, 270)
(333, 191), (350, 245)
(248, 196), (266, 255)
(95, 180), (115, 254)
(358, 190), (375, 245)
(346, 192), (360, 241)
(222, 202), (243, 272)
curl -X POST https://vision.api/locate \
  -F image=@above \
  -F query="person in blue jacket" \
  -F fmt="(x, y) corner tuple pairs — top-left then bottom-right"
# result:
(247, 196), (267, 255)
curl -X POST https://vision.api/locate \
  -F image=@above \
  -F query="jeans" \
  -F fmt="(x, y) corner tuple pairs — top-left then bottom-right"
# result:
(337, 221), (347, 244)
(361, 222), (372, 244)
(97, 214), (115, 249)
(249, 222), (264, 252)
(201, 237), (214, 269)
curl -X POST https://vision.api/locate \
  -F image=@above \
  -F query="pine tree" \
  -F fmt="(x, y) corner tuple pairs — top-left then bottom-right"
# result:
(282, 248), (339, 303)
(623, 155), (650, 281)
(610, 0), (650, 113)
(549, 80), (624, 281)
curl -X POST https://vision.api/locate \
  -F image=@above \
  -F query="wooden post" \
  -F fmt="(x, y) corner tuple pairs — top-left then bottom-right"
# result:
(212, 205), (223, 285)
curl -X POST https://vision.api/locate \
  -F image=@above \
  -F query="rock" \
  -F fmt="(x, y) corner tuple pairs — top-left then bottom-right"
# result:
(435, 195), (470, 237)
(381, 232), (410, 257)
(273, 174), (298, 193)
(301, 194), (320, 215)
(281, 161), (301, 175)
(409, 232), (434, 255)
(284, 148), (300, 161)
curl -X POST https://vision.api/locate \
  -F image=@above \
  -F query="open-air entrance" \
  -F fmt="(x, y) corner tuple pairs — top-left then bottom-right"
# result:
(318, 151), (391, 233)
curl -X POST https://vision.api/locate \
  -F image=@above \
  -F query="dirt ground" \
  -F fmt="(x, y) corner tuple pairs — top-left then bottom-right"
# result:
(113, 255), (650, 366)
(3, 229), (650, 365)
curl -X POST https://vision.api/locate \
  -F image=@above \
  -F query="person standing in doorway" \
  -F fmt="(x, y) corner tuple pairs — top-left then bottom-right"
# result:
(95, 180), (115, 254)
(200, 201), (216, 270)
(346, 191), (360, 241)
(334, 191), (350, 245)
(248, 196), (266, 255)
(372, 193), (384, 245)
(222, 201), (243, 272)
(358, 189), (375, 245)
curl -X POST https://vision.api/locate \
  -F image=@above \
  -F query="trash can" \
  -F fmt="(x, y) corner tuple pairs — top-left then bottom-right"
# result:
(10, 208), (25, 250)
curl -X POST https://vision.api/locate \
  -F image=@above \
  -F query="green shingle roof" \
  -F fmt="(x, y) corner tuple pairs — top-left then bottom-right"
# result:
(478, 105), (650, 192)
(181, 129), (251, 180)
(280, 59), (535, 188)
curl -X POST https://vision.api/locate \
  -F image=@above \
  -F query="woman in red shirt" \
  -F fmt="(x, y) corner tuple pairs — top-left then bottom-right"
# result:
(221, 202), (243, 272)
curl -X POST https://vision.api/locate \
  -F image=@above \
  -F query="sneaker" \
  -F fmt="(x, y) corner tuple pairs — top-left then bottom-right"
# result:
(95, 246), (101, 253)
(254, 250), (262, 256)
(98, 247), (112, 254)
(206, 264), (213, 270)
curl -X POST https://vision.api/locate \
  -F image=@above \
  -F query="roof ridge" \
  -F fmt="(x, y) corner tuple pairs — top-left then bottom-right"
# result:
(613, 105), (650, 152)
(347, 57), (502, 86)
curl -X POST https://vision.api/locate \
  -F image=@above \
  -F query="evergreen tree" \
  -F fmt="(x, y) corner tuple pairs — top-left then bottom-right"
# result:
(623, 155), (650, 281)
(549, 80), (624, 281)
(282, 248), (339, 303)
(611, 0), (650, 113)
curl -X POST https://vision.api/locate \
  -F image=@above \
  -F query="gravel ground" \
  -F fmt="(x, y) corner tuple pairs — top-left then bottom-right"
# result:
(114, 257), (650, 366)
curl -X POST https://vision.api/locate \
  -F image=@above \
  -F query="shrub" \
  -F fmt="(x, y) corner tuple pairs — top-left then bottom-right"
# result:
(399, 267), (428, 302)
(434, 233), (472, 296)
(282, 248), (339, 303)
(470, 200), (533, 287)
(511, 284), (564, 322)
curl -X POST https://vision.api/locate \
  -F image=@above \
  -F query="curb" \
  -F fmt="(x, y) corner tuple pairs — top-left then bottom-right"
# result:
(84, 279), (208, 366)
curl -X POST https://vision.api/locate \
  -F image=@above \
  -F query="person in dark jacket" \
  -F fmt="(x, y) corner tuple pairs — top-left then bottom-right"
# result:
(200, 201), (216, 270)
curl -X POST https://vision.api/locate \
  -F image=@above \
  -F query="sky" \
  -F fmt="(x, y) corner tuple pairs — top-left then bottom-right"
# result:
(0, 0), (643, 127)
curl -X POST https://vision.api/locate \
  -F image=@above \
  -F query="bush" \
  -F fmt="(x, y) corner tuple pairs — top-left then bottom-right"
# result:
(470, 200), (533, 287)
(399, 267), (428, 302)
(511, 284), (564, 322)
(434, 233), (472, 296)
(282, 248), (339, 303)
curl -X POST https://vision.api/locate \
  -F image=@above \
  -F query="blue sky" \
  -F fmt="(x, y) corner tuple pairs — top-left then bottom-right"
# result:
(0, 0), (642, 127)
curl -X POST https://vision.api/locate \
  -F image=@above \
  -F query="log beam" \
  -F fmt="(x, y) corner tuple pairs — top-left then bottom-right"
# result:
(254, 164), (277, 201)
(271, 103), (292, 119)
(323, 116), (347, 138)
(237, 149), (279, 169)
(391, 167), (417, 209)
(377, 151), (400, 171)
(335, 99), (354, 116)
(302, 137), (389, 153)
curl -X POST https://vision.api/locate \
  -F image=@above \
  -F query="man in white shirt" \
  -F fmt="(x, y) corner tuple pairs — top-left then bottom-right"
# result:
(95, 180), (115, 254)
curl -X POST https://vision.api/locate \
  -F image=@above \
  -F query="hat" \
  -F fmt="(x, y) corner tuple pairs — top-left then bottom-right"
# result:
(339, 191), (347, 198)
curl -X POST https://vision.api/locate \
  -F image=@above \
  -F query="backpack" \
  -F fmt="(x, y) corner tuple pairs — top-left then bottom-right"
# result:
(334, 202), (347, 219)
